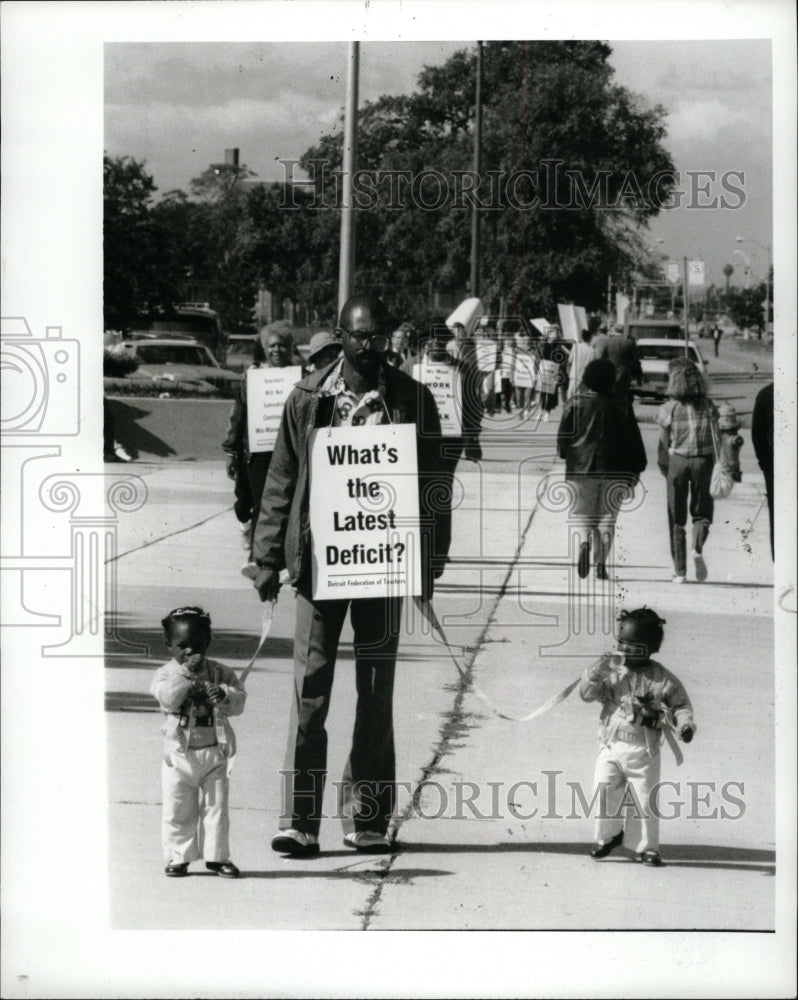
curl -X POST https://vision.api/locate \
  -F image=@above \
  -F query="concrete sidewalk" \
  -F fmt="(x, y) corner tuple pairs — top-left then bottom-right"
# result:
(106, 407), (776, 934)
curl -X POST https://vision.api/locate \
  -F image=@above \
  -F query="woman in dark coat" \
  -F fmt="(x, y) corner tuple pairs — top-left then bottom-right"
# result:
(557, 358), (648, 580)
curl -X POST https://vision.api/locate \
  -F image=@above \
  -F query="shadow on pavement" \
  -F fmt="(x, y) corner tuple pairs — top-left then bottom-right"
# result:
(395, 840), (775, 873)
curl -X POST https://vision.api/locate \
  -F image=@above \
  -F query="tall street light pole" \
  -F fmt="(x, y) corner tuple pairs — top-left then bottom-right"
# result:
(338, 41), (360, 317)
(469, 41), (483, 300)
(736, 236), (771, 338)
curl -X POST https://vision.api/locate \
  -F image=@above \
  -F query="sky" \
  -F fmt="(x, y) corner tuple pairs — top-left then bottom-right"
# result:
(104, 37), (774, 293)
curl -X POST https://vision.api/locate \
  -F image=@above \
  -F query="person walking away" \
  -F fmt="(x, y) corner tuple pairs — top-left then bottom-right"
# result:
(567, 328), (595, 399)
(657, 357), (720, 583)
(591, 325), (645, 405)
(557, 359), (647, 580)
(539, 327), (565, 421)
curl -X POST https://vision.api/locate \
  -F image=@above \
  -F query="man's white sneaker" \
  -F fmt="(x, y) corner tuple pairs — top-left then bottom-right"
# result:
(342, 831), (392, 854)
(672, 575), (686, 584)
(693, 552), (708, 582)
(271, 829), (319, 856)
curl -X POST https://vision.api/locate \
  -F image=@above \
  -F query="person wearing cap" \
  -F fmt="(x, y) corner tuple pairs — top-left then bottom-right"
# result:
(303, 330), (342, 375)
(252, 294), (449, 858)
(222, 326), (301, 577)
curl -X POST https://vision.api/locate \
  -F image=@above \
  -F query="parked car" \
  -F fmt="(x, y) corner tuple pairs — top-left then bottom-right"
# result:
(624, 316), (685, 341)
(129, 303), (228, 364)
(116, 339), (242, 396)
(225, 333), (258, 372)
(634, 339), (708, 401)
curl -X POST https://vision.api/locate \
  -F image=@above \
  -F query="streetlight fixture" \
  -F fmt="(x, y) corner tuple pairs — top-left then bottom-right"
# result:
(732, 249), (751, 288)
(736, 236), (771, 337)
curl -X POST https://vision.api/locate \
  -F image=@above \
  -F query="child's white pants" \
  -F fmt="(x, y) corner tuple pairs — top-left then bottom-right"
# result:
(161, 746), (230, 863)
(593, 741), (661, 853)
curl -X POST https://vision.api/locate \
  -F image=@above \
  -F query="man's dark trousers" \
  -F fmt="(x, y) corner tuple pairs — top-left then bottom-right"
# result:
(279, 589), (403, 838)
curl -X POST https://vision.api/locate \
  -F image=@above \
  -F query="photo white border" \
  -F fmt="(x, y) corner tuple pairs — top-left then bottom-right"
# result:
(1, 1), (795, 997)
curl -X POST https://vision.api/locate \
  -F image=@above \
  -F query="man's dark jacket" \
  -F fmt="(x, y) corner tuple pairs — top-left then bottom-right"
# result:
(253, 360), (451, 588)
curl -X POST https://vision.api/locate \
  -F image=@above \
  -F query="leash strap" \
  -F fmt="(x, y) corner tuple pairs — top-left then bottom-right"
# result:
(414, 597), (580, 723)
(238, 601), (275, 685)
(414, 598), (684, 764)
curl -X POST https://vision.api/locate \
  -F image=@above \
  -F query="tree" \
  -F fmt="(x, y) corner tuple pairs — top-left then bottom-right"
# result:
(103, 154), (172, 330)
(298, 41), (676, 318)
(725, 283), (768, 334)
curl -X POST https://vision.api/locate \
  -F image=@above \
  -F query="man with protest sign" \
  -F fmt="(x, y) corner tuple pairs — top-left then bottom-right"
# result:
(252, 294), (449, 856)
(403, 320), (484, 471)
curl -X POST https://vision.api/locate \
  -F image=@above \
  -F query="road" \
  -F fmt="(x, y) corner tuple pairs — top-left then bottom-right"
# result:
(105, 347), (778, 945)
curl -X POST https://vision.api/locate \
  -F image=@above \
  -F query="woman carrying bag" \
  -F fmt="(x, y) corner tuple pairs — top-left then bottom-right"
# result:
(657, 357), (721, 584)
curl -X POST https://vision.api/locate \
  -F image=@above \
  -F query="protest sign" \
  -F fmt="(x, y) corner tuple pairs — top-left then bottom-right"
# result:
(308, 424), (421, 600)
(557, 303), (580, 340)
(246, 366), (302, 453)
(411, 361), (463, 436)
(513, 348), (537, 388)
(474, 338), (499, 373)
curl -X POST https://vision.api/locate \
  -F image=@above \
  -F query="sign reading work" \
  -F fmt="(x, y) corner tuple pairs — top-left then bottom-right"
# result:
(308, 424), (421, 600)
(411, 361), (463, 436)
(247, 366), (302, 453)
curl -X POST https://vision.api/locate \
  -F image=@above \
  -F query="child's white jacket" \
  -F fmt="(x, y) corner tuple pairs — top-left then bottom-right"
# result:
(579, 656), (695, 756)
(150, 657), (246, 757)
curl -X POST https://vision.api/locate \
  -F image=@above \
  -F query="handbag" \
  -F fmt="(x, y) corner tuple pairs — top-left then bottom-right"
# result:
(709, 408), (734, 499)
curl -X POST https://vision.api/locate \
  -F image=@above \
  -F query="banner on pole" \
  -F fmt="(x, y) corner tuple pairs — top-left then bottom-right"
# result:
(247, 366), (303, 453)
(687, 259), (705, 286)
(666, 261), (680, 285)
(411, 361), (463, 436)
(308, 424), (422, 600)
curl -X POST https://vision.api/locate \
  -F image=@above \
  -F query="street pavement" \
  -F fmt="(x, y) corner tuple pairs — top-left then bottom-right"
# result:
(105, 356), (780, 944)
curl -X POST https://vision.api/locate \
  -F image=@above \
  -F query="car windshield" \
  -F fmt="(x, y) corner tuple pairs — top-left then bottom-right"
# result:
(228, 341), (255, 357)
(136, 345), (214, 366)
(639, 344), (698, 362)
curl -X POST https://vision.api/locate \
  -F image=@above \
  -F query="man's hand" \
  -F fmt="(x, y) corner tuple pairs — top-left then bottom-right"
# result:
(206, 683), (225, 705)
(226, 458), (237, 480)
(254, 567), (281, 602)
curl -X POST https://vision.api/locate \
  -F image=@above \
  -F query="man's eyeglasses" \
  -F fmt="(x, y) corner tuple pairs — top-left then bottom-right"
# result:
(337, 327), (389, 351)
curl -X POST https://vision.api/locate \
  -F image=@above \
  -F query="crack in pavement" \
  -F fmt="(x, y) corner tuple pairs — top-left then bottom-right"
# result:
(353, 488), (546, 930)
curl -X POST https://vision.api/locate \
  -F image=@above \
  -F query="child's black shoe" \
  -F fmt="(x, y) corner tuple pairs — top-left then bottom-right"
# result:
(206, 861), (240, 878)
(636, 850), (663, 867)
(590, 831), (623, 859)
(165, 862), (189, 877)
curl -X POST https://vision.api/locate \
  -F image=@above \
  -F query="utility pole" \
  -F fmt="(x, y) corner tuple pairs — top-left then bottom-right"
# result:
(469, 41), (483, 299)
(338, 42), (359, 317)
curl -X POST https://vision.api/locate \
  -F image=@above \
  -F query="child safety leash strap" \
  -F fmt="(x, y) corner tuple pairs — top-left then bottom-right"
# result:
(415, 597), (684, 764)
(239, 601), (275, 685)
(414, 597), (580, 723)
